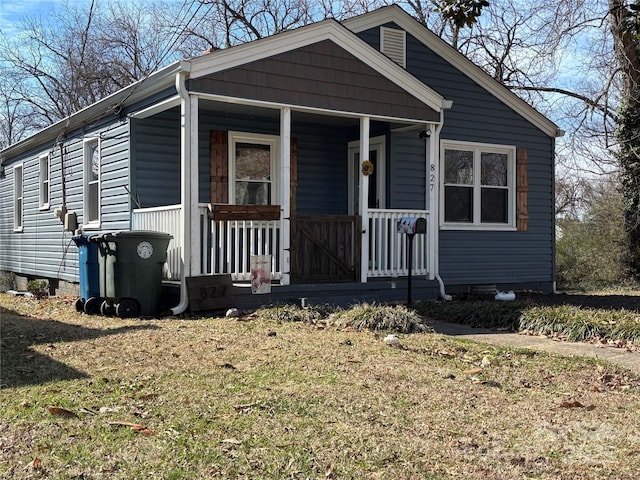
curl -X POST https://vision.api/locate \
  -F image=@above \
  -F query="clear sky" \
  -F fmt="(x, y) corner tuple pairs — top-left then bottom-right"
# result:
(0, 0), (62, 35)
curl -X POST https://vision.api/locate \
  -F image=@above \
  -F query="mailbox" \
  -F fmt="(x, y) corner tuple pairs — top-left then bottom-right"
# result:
(397, 217), (426, 235)
(396, 217), (426, 306)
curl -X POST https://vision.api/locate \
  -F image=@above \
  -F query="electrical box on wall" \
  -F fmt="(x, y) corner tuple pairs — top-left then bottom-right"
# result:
(64, 212), (77, 232)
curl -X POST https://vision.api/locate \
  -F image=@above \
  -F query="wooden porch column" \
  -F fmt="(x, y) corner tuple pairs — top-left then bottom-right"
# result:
(189, 95), (200, 275)
(359, 116), (370, 283)
(280, 107), (291, 285)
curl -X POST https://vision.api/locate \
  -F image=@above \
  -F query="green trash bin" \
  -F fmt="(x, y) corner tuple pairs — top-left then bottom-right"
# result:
(93, 230), (173, 318)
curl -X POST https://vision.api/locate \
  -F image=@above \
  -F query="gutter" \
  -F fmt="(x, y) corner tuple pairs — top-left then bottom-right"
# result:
(170, 69), (192, 315)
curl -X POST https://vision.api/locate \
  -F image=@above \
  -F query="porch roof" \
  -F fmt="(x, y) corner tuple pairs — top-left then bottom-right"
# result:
(185, 19), (447, 122)
(188, 39), (440, 123)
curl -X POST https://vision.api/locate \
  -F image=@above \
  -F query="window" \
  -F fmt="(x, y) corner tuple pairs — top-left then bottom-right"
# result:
(441, 141), (515, 229)
(13, 163), (23, 231)
(39, 154), (50, 209)
(229, 132), (278, 205)
(83, 139), (100, 227)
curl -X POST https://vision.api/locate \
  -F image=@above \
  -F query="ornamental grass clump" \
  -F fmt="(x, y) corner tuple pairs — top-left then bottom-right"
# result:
(519, 305), (640, 344)
(328, 303), (430, 333)
(414, 300), (527, 330)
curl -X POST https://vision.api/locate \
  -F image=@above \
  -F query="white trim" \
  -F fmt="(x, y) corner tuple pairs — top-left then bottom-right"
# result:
(193, 91), (438, 125)
(129, 95), (181, 119)
(427, 123), (438, 281)
(38, 153), (50, 210)
(280, 107), (291, 286)
(82, 138), (101, 230)
(187, 20), (445, 114)
(439, 139), (517, 230)
(348, 135), (386, 214)
(228, 131), (280, 206)
(359, 117), (370, 283)
(343, 6), (563, 138)
(13, 163), (24, 232)
(189, 95), (200, 275)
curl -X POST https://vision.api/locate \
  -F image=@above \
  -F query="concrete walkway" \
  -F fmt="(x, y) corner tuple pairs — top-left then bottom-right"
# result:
(426, 319), (640, 373)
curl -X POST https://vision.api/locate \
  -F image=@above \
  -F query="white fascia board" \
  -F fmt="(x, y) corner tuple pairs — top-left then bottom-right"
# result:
(129, 95), (181, 118)
(344, 6), (563, 138)
(187, 20), (445, 114)
(193, 91), (439, 125)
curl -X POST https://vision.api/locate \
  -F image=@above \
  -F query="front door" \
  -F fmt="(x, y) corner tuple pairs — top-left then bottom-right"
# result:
(348, 136), (386, 214)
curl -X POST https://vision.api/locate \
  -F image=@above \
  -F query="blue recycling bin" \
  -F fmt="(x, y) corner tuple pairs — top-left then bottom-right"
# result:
(72, 234), (102, 314)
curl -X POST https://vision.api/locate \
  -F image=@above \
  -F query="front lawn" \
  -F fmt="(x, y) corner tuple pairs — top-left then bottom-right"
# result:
(1, 294), (639, 479)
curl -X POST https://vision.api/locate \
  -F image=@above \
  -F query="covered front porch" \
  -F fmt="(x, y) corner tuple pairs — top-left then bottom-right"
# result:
(125, 31), (448, 310)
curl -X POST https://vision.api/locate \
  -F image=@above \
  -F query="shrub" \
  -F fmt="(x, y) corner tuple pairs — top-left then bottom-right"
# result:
(27, 279), (49, 299)
(328, 303), (430, 333)
(257, 303), (335, 324)
(414, 300), (527, 330)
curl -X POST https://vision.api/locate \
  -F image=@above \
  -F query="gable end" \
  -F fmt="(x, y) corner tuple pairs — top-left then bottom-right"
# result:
(188, 40), (438, 122)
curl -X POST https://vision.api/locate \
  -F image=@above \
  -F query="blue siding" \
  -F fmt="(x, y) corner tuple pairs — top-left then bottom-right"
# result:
(197, 110), (349, 213)
(293, 121), (349, 215)
(131, 109), (181, 207)
(131, 107), (350, 213)
(358, 25), (555, 290)
(389, 130), (428, 210)
(0, 117), (131, 283)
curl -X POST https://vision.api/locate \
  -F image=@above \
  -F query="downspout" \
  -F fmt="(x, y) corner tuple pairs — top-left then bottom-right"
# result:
(171, 69), (192, 315)
(432, 102), (453, 301)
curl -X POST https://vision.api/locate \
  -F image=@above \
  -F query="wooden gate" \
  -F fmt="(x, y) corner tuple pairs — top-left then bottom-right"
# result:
(290, 215), (361, 283)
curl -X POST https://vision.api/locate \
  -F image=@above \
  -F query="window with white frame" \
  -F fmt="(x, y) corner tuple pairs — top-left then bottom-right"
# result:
(83, 139), (100, 226)
(14, 163), (23, 231)
(39, 154), (50, 209)
(229, 132), (278, 205)
(441, 141), (516, 229)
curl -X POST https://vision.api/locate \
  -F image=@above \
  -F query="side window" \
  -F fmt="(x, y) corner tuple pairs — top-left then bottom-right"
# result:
(83, 139), (100, 227)
(39, 154), (50, 210)
(14, 164), (24, 231)
(229, 132), (278, 206)
(441, 141), (515, 229)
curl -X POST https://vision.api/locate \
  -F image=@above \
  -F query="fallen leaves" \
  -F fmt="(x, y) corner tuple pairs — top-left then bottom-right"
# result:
(47, 406), (78, 418)
(107, 421), (154, 435)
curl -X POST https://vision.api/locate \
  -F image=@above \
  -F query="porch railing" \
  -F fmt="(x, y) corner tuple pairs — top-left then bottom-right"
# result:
(130, 205), (182, 280)
(367, 209), (429, 278)
(131, 204), (283, 281)
(132, 205), (429, 282)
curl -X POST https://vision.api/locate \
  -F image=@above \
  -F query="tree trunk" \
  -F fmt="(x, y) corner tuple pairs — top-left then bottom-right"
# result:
(610, 0), (640, 278)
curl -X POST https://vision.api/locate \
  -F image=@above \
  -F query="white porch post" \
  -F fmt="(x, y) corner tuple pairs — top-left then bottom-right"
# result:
(189, 95), (200, 275)
(280, 107), (291, 285)
(359, 116), (370, 283)
(427, 123), (437, 280)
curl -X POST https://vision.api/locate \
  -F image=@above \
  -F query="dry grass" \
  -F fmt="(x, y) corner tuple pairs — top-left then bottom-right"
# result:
(2, 293), (640, 479)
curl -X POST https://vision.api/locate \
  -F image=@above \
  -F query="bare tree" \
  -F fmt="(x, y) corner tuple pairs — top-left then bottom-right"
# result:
(0, 0), (184, 141)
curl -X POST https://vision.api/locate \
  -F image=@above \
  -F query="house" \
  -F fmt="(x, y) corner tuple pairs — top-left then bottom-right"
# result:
(0, 6), (562, 313)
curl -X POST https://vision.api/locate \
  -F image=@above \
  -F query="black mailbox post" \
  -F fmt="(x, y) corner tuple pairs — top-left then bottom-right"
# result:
(397, 217), (427, 305)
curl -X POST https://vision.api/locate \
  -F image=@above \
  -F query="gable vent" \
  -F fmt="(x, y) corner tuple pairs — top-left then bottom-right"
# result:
(380, 27), (406, 68)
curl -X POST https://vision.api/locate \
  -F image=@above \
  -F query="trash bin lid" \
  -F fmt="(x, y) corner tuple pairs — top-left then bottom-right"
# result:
(101, 230), (173, 240)
(72, 233), (93, 246)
